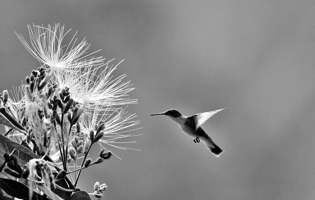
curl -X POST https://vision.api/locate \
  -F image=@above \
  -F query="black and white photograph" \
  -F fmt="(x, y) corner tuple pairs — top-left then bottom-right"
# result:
(0, 0), (314, 200)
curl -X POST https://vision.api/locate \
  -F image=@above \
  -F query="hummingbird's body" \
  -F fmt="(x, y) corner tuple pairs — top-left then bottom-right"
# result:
(151, 109), (223, 157)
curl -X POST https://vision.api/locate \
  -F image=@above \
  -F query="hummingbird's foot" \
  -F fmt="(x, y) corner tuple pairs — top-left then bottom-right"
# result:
(193, 137), (200, 143)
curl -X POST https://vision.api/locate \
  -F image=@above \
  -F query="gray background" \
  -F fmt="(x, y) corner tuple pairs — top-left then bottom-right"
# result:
(1, 0), (315, 199)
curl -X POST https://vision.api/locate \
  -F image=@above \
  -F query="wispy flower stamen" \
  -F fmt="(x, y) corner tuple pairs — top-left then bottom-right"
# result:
(16, 24), (105, 71)
(53, 59), (137, 109)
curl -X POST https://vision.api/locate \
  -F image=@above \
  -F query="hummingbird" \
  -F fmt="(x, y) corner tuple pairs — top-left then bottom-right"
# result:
(150, 108), (224, 157)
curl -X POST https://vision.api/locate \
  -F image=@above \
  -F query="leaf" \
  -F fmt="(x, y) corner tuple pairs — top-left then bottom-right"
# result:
(0, 178), (48, 200)
(0, 189), (13, 200)
(0, 135), (38, 166)
(53, 177), (74, 200)
(0, 107), (27, 135)
(68, 191), (91, 200)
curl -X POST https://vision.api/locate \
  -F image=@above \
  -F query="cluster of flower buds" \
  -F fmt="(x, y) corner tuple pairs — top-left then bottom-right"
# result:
(25, 68), (48, 99)
(48, 88), (83, 128)
(83, 150), (112, 169)
(92, 181), (108, 199)
(89, 123), (105, 144)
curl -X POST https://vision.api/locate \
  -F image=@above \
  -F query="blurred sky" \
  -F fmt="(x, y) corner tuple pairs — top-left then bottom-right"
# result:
(1, 0), (315, 199)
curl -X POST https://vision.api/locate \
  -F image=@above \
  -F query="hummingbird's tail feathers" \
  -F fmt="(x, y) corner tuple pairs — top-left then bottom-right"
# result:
(209, 144), (223, 157)
(206, 139), (223, 157)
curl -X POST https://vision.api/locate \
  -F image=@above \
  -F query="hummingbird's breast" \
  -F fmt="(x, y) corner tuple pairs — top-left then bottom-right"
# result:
(173, 117), (196, 136)
(182, 125), (196, 136)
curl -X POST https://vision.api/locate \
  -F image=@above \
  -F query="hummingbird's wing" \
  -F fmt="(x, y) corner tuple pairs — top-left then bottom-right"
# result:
(191, 108), (224, 128)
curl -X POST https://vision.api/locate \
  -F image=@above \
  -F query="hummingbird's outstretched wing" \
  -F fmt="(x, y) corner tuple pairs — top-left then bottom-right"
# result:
(192, 108), (224, 128)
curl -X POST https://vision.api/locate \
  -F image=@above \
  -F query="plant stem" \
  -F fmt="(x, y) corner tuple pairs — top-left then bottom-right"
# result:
(67, 165), (87, 175)
(53, 122), (65, 165)
(67, 160), (100, 175)
(64, 124), (73, 171)
(73, 142), (93, 188)
(60, 112), (67, 171)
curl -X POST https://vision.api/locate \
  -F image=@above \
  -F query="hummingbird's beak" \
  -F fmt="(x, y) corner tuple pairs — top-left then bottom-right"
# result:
(150, 113), (165, 116)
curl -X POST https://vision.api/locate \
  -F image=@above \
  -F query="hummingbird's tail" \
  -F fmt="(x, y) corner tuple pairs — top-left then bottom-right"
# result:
(208, 144), (223, 157)
(196, 127), (223, 157)
(206, 140), (223, 157)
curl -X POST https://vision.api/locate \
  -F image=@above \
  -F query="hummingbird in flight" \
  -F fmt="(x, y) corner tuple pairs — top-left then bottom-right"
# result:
(150, 108), (224, 157)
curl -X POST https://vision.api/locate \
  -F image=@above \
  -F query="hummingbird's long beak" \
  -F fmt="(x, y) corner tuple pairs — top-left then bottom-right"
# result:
(150, 113), (165, 116)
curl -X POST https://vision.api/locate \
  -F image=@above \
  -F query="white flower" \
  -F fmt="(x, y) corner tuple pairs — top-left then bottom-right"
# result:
(53, 59), (137, 109)
(16, 24), (104, 71)
(81, 105), (140, 158)
(27, 158), (59, 200)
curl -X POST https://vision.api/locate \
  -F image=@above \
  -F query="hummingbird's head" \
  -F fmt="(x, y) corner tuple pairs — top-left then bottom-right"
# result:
(150, 109), (182, 118)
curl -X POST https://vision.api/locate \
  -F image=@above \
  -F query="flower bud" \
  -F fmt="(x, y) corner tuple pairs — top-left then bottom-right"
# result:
(63, 95), (70, 103)
(93, 132), (104, 143)
(30, 82), (35, 93)
(67, 113), (72, 124)
(76, 122), (81, 133)
(89, 130), (95, 142)
(71, 107), (83, 124)
(25, 76), (30, 84)
(99, 150), (112, 160)
(38, 77), (48, 91)
(32, 70), (39, 77)
(84, 158), (92, 168)
(56, 99), (63, 111)
(2, 90), (8, 105)
(64, 98), (74, 113)
(96, 123), (105, 134)
(84, 140), (91, 153)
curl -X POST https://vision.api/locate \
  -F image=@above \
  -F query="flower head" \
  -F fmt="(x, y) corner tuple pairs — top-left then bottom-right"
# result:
(53, 59), (137, 110)
(16, 24), (104, 72)
(81, 105), (140, 158)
